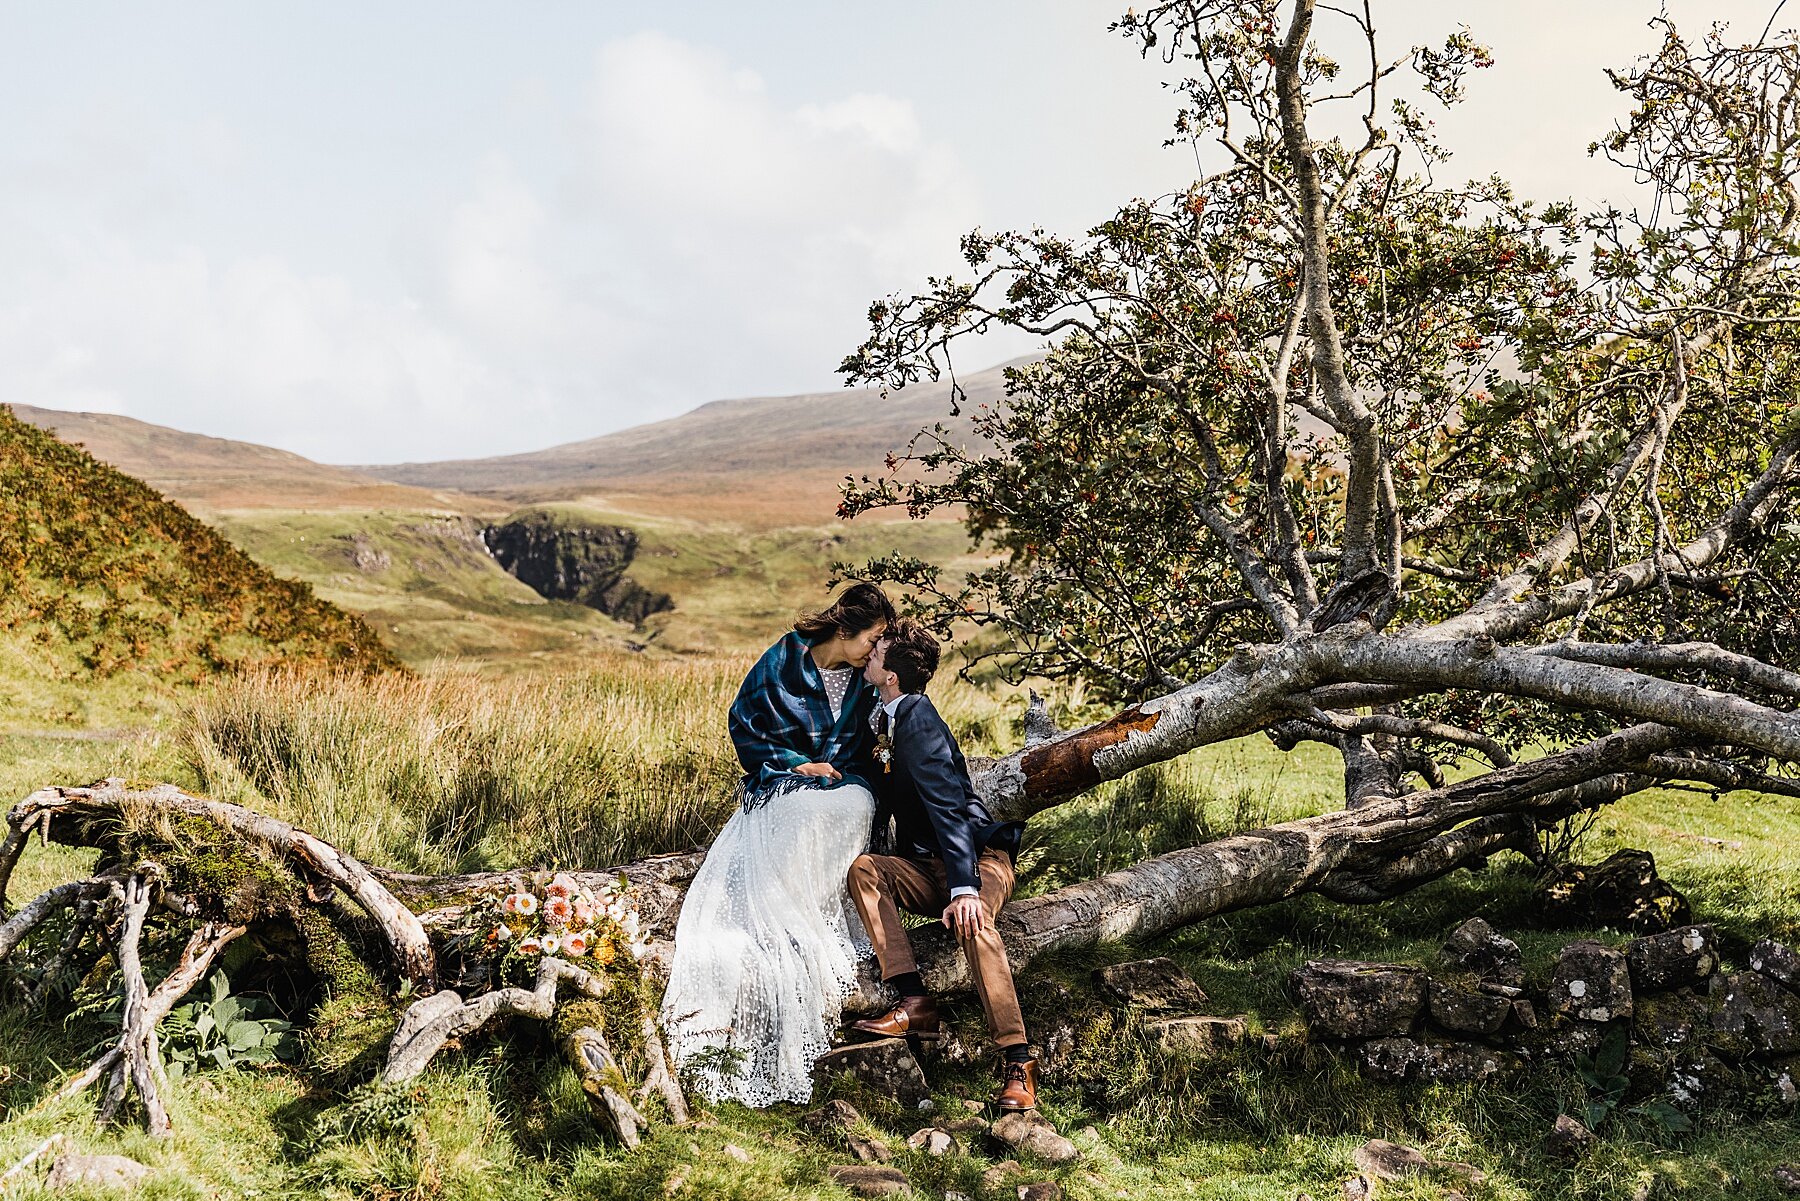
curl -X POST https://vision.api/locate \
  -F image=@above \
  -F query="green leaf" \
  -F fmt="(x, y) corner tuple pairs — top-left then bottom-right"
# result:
(1596, 1025), (1630, 1078)
(1584, 1100), (1612, 1131)
(226, 1021), (265, 1052)
(1631, 1100), (1693, 1132)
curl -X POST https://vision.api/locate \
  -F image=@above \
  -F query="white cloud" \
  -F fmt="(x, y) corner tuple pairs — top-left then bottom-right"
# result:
(0, 30), (983, 463)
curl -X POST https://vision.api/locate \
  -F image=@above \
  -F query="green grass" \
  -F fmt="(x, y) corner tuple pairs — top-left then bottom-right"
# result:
(4, 664), (1800, 1199)
(210, 504), (979, 669)
(0, 406), (396, 732)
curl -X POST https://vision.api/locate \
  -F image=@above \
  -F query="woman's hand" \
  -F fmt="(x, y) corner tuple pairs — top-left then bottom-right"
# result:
(792, 762), (843, 780)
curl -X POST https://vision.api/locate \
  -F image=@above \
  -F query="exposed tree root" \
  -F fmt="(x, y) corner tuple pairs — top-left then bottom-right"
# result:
(383, 956), (665, 1147)
(5, 781), (435, 992)
(51, 913), (247, 1124)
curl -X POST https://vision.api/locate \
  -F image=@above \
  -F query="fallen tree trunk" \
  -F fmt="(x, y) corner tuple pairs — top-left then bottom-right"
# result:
(900, 723), (1687, 996)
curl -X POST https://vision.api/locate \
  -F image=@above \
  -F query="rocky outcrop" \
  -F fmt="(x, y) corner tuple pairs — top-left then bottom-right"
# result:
(1290, 922), (1800, 1116)
(1289, 960), (1427, 1038)
(1096, 957), (1210, 1012)
(814, 1037), (932, 1109)
(1531, 849), (1692, 932)
(482, 511), (672, 628)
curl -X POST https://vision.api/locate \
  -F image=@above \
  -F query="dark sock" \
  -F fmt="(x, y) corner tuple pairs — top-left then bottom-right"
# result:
(1003, 1044), (1034, 1065)
(888, 972), (926, 998)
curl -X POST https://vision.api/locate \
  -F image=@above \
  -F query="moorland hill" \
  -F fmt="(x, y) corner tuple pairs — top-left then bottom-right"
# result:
(0, 405), (399, 722)
(359, 359), (1019, 524)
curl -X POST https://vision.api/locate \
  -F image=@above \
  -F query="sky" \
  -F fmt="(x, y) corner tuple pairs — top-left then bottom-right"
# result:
(0, 1), (1785, 465)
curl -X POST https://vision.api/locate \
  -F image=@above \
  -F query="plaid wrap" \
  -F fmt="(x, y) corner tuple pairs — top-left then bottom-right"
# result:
(730, 631), (877, 810)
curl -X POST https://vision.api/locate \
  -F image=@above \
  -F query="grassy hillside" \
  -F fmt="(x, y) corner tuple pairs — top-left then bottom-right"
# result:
(210, 503), (984, 667)
(0, 406), (399, 728)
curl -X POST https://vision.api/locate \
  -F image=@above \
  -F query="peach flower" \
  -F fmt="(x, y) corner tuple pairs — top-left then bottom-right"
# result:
(518, 936), (543, 955)
(562, 931), (590, 957)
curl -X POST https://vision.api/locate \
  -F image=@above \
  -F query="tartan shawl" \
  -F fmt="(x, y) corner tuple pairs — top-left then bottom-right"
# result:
(730, 631), (878, 810)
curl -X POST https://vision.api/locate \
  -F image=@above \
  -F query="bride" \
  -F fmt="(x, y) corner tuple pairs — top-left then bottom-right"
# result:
(660, 582), (894, 1106)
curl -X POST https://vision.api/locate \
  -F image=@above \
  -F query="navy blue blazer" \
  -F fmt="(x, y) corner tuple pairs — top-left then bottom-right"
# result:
(873, 692), (1025, 894)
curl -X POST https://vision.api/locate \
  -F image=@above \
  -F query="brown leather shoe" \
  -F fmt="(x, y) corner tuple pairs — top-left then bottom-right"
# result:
(851, 994), (941, 1042)
(992, 1057), (1038, 1110)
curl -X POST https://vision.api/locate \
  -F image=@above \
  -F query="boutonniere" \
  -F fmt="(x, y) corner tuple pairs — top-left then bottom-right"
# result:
(875, 733), (894, 772)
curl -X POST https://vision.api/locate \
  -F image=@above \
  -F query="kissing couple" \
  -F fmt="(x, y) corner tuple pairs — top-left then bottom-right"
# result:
(660, 583), (1037, 1112)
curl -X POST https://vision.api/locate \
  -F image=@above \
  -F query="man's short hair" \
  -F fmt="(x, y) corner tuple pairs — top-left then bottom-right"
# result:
(884, 618), (941, 694)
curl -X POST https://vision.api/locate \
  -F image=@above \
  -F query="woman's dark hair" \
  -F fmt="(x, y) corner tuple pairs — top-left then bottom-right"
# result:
(881, 618), (941, 694)
(794, 582), (896, 642)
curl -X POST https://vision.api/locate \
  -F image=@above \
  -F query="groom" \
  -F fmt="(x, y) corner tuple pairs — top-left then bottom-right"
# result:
(846, 619), (1036, 1110)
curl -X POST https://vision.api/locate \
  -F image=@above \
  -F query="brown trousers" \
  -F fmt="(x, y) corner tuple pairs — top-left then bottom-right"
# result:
(846, 848), (1028, 1048)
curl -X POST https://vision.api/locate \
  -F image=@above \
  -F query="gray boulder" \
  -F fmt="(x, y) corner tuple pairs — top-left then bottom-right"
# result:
(815, 1038), (932, 1109)
(1095, 957), (1209, 1012)
(1351, 1139), (1428, 1181)
(1709, 970), (1800, 1056)
(1626, 924), (1718, 992)
(1427, 979), (1513, 1035)
(1668, 1049), (1739, 1108)
(1150, 1015), (1248, 1056)
(989, 1111), (1081, 1164)
(1440, 918), (1526, 990)
(1531, 848), (1691, 933)
(905, 1127), (959, 1157)
(44, 1155), (151, 1191)
(1549, 940), (1634, 1022)
(826, 1165), (913, 1197)
(1633, 989), (1711, 1050)
(1545, 1114), (1597, 1161)
(1357, 1036), (1512, 1083)
(1290, 960), (1428, 1038)
(1751, 939), (1800, 992)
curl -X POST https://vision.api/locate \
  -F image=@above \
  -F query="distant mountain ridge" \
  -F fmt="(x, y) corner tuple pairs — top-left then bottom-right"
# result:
(13, 357), (1022, 526)
(9, 404), (481, 514)
(357, 359), (1020, 522)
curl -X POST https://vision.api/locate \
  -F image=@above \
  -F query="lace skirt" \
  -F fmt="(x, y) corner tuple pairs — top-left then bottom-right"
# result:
(660, 781), (874, 1108)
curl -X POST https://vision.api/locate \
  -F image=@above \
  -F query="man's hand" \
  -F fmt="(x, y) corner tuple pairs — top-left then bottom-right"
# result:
(793, 762), (843, 780)
(942, 894), (990, 940)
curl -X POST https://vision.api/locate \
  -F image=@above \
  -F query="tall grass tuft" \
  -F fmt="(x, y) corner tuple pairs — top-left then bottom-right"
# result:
(182, 658), (750, 874)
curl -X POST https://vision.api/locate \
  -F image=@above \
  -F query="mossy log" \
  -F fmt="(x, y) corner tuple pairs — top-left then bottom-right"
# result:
(0, 781), (683, 1141)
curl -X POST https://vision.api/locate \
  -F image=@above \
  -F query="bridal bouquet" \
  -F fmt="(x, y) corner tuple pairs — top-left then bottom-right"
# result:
(472, 871), (651, 967)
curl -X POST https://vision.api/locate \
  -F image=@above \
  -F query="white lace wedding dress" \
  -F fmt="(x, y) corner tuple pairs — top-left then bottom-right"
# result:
(660, 667), (875, 1107)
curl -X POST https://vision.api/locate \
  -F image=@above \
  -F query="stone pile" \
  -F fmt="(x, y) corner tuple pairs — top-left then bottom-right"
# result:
(1096, 955), (1261, 1059)
(1288, 916), (1800, 1110)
